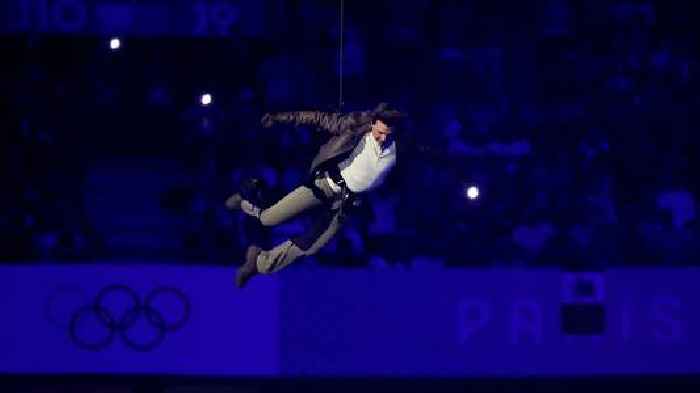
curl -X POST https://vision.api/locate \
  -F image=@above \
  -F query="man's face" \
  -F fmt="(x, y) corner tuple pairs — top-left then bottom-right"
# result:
(371, 120), (393, 146)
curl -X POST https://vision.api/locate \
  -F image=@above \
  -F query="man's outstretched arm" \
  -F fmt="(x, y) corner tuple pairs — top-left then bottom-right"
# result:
(261, 111), (359, 135)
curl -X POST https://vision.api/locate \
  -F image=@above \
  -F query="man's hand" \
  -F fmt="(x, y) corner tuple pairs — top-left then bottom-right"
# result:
(261, 113), (276, 128)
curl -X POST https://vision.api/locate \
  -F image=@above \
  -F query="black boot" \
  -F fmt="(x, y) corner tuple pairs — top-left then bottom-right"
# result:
(235, 245), (262, 288)
(224, 177), (268, 211)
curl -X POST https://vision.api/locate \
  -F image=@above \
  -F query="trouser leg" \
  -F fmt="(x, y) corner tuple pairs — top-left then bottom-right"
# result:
(241, 184), (321, 226)
(255, 176), (343, 273)
(256, 211), (344, 273)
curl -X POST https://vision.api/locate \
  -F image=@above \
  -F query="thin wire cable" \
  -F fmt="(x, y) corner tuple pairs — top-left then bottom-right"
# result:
(338, 0), (345, 111)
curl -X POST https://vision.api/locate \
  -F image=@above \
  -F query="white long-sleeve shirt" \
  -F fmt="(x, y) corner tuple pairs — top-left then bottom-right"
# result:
(327, 132), (397, 193)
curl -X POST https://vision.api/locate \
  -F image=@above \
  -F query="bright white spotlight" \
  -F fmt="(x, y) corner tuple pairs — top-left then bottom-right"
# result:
(200, 93), (212, 106)
(109, 37), (121, 50)
(466, 185), (480, 200)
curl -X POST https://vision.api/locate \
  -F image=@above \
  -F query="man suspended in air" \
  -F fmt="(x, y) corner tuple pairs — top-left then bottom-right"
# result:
(225, 103), (404, 288)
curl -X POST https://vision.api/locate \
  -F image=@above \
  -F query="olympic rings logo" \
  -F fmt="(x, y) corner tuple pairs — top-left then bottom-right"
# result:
(68, 284), (190, 352)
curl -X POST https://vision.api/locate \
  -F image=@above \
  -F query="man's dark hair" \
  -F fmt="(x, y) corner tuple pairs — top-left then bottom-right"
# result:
(371, 102), (405, 129)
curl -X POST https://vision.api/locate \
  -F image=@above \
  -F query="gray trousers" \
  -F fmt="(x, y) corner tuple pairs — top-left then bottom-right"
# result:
(244, 176), (343, 274)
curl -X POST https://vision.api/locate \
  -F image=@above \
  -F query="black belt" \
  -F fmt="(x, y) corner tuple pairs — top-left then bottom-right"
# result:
(327, 165), (348, 190)
(327, 166), (360, 214)
(307, 166), (362, 217)
(307, 165), (357, 209)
